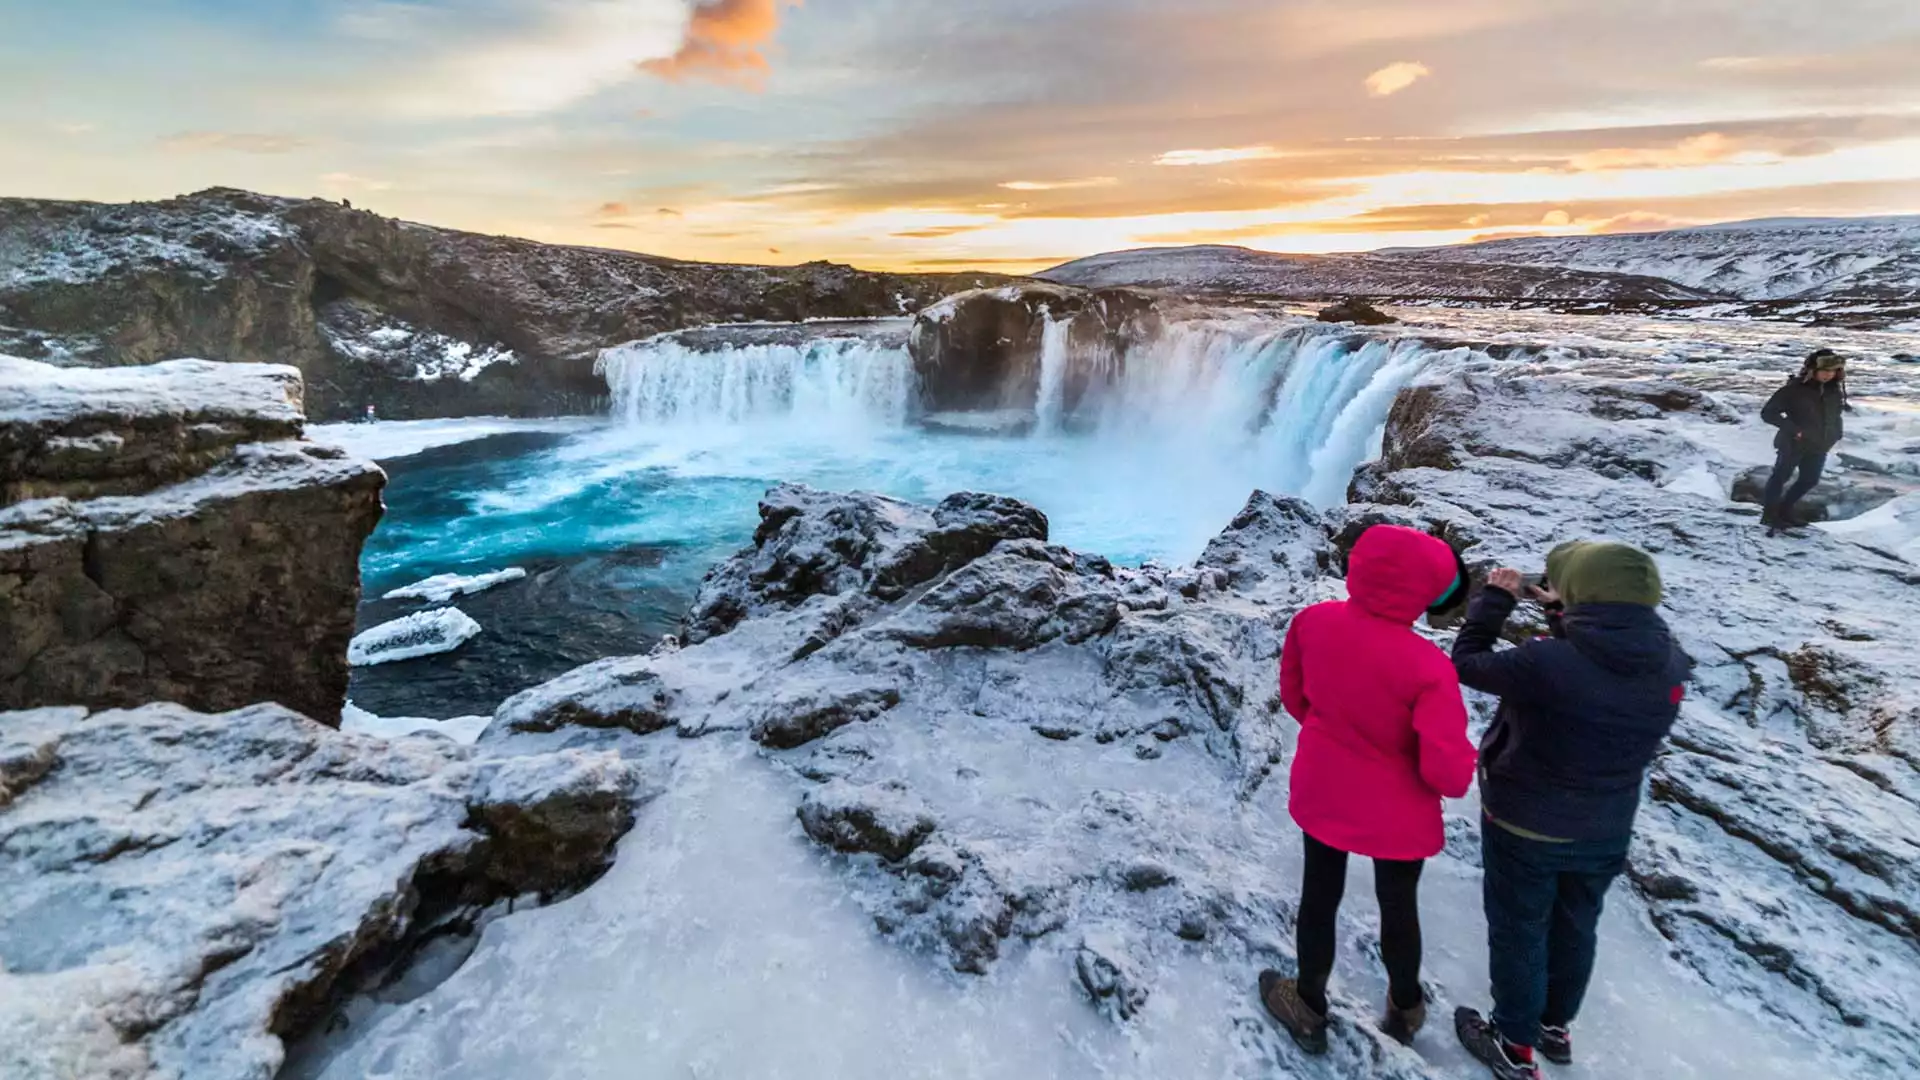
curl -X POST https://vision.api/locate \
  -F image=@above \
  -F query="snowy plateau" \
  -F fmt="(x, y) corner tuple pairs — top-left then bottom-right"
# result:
(1, 209), (1919, 1080)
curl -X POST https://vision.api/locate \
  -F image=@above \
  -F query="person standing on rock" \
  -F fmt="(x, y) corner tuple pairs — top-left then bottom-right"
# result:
(1259, 525), (1477, 1054)
(1760, 349), (1848, 535)
(1450, 542), (1691, 1080)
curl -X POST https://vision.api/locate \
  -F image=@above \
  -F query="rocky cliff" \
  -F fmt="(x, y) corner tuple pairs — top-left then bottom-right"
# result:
(0, 189), (1013, 420)
(907, 284), (1171, 419)
(0, 355), (382, 721)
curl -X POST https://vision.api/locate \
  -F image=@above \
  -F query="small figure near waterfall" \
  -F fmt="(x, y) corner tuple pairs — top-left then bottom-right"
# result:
(1760, 349), (1848, 535)
(1450, 543), (1692, 1080)
(1258, 525), (1476, 1054)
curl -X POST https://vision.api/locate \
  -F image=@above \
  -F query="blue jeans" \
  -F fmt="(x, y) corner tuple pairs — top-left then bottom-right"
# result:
(1762, 444), (1827, 519)
(1482, 817), (1630, 1048)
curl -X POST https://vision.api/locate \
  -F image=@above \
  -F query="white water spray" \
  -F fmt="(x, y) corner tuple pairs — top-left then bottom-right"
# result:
(596, 319), (1450, 516)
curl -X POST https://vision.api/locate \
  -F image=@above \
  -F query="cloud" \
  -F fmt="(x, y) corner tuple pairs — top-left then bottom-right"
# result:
(641, 0), (802, 86)
(1567, 132), (1748, 171)
(657, 207), (685, 216)
(1590, 211), (1697, 234)
(999, 178), (1118, 192)
(320, 172), (394, 191)
(1365, 61), (1430, 98)
(596, 201), (634, 217)
(1700, 54), (1821, 74)
(160, 132), (309, 154)
(1154, 146), (1286, 167)
(382, 1), (688, 117)
(891, 224), (988, 239)
(53, 122), (98, 136)
(335, 2), (440, 40)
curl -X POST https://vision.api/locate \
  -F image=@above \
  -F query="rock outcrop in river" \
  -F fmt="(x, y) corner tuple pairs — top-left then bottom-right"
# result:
(0, 189), (1011, 419)
(907, 284), (1170, 417)
(0, 355), (381, 721)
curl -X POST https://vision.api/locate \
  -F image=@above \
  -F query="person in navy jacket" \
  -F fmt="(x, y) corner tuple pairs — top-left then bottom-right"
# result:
(1447, 541), (1692, 1080)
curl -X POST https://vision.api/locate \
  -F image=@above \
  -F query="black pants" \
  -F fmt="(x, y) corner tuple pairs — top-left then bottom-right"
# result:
(1296, 831), (1425, 1014)
(1763, 444), (1827, 519)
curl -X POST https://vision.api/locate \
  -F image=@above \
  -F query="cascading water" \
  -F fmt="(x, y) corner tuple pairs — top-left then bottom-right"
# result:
(351, 316), (1456, 715)
(599, 337), (916, 429)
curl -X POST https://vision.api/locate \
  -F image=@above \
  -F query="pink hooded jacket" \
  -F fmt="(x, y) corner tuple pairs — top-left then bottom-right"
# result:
(1281, 525), (1477, 860)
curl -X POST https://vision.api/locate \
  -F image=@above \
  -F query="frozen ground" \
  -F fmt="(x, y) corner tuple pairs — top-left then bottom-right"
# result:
(296, 301), (1920, 1078)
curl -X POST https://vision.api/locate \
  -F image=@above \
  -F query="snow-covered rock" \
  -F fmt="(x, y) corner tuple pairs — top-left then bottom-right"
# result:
(383, 567), (528, 604)
(0, 702), (638, 1080)
(0, 356), (381, 722)
(0, 188), (1013, 420)
(347, 607), (483, 667)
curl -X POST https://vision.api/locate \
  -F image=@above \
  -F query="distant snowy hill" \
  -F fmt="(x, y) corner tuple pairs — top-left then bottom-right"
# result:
(1038, 245), (1713, 303)
(1385, 215), (1920, 302)
(1038, 216), (1920, 327)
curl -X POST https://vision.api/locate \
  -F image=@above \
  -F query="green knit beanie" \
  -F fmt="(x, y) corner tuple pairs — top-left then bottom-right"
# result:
(1546, 540), (1663, 608)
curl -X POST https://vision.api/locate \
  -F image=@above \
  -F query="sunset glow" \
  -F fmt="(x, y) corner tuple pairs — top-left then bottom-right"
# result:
(2, 1), (1917, 272)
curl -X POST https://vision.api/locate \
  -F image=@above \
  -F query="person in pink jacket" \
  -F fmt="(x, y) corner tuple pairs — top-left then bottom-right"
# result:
(1258, 524), (1478, 1054)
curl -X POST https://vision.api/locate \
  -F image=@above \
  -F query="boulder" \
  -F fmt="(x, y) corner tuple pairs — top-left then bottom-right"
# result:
(797, 780), (937, 863)
(1731, 464), (1906, 522)
(1, 357), (382, 722)
(0, 702), (637, 1080)
(907, 284), (1165, 417)
(1316, 297), (1397, 325)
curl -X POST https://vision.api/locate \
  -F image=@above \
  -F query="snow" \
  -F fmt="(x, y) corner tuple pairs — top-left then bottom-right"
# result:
(0, 354), (303, 430)
(1818, 491), (1920, 563)
(318, 312), (518, 383)
(0, 206), (292, 289)
(341, 701), (493, 745)
(383, 568), (528, 604)
(348, 607), (483, 667)
(307, 417), (602, 461)
(1660, 462), (1725, 501)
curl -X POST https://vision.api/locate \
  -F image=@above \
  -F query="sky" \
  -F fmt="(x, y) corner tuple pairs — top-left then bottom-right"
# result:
(2, 0), (1918, 273)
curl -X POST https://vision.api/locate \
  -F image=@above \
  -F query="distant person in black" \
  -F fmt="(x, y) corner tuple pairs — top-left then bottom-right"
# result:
(1760, 349), (1847, 534)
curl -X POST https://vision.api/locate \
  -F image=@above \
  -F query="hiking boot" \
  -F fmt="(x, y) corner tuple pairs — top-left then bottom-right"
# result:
(1454, 1007), (1542, 1080)
(1539, 1025), (1572, 1066)
(1381, 994), (1427, 1045)
(1258, 970), (1329, 1055)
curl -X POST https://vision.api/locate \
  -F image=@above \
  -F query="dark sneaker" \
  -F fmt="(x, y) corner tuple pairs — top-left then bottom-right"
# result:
(1539, 1025), (1572, 1066)
(1381, 995), (1427, 1045)
(1454, 1007), (1542, 1080)
(1258, 970), (1329, 1055)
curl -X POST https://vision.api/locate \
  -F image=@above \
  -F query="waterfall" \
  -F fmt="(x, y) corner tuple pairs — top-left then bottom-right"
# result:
(599, 338), (915, 428)
(1033, 315), (1072, 436)
(596, 321), (1453, 510)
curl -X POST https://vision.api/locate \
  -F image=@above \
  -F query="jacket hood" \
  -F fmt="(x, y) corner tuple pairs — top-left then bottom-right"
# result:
(1561, 603), (1676, 675)
(1346, 525), (1460, 624)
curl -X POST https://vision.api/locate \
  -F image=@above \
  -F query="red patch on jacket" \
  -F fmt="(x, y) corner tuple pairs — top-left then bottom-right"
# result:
(1670, 686), (1686, 705)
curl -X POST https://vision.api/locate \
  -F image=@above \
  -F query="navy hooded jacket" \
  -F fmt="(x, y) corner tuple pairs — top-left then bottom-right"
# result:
(1452, 587), (1692, 842)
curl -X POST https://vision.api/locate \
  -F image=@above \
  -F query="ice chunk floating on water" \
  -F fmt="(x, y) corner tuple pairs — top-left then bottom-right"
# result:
(348, 608), (483, 667)
(384, 568), (528, 604)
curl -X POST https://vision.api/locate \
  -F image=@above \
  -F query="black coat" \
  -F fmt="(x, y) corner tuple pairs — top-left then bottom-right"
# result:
(1452, 588), (1692, 842)
(1762, 378), (1845, 453)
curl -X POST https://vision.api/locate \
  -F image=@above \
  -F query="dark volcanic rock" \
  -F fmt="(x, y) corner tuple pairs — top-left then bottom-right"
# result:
(0, 188), (1013, 419)
(0, 357), (381, 724)
(1316, 297), (1397, 325)
(907, 284), (1165, 415)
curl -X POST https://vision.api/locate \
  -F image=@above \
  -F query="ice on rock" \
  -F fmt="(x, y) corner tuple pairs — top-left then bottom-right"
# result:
(384, 567), (528, 604)
(347, 607), (483, 666)
(341, 701), (493, 745)
(1820, 491), (1920, 563)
